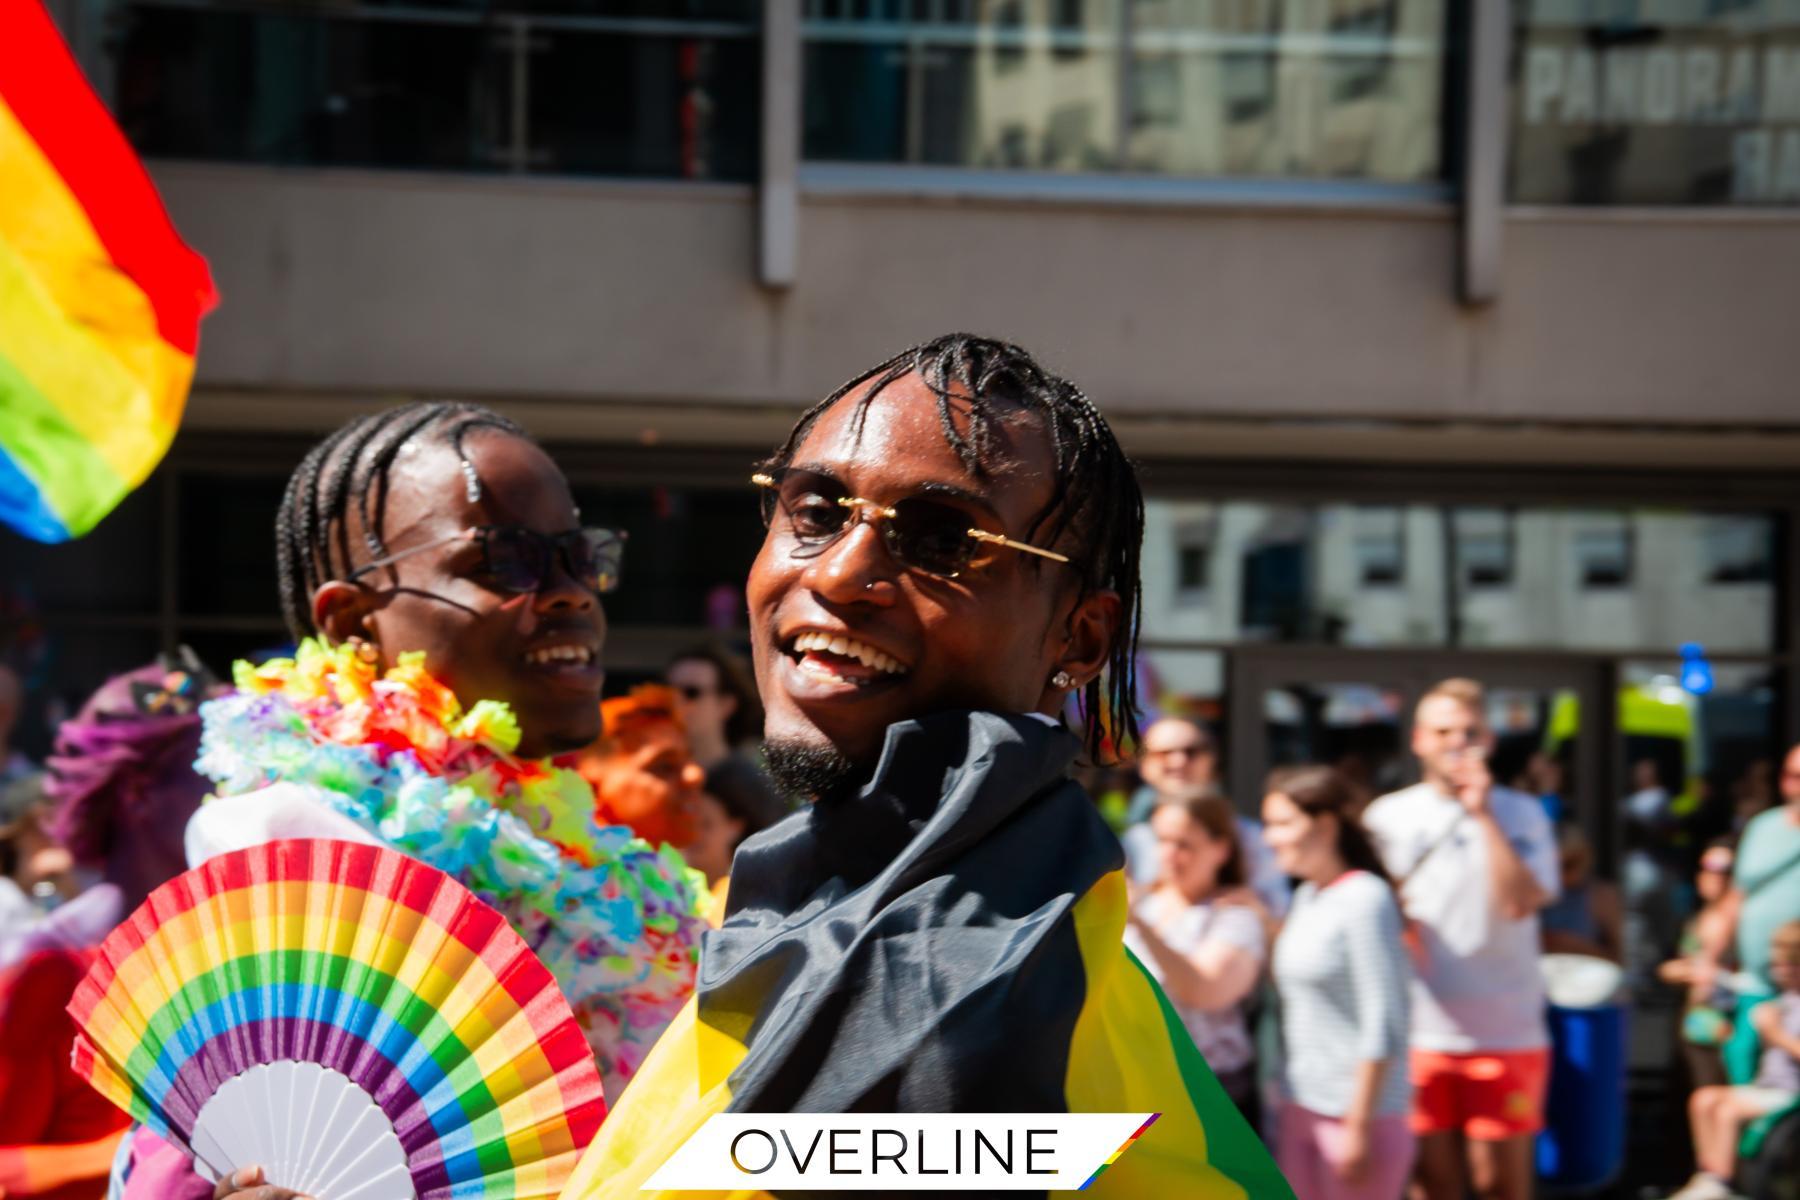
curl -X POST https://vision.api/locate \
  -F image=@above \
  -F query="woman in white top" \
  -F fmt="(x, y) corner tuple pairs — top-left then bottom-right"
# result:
(1264, 766), (1414, 1200)
(1123, 789), (1267, 1113)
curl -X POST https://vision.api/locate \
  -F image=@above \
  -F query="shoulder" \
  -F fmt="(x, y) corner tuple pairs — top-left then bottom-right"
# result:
(1322, 873), (1400, 926)
(1336, 870), (1397, 906)
(185, 782), (382, 867)
(1206, 892), (1268, 948)
(1490, 785), (1553, 831)
(1741, 808), (1797, 848)
(1364, 785), (1423, 825)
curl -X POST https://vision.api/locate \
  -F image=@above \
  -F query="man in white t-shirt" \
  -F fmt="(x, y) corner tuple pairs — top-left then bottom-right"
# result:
(1363, 678), (1560, 1200)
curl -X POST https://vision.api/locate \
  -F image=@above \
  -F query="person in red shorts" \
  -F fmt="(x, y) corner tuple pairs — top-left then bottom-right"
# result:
(1363, 679), (1560, 1200)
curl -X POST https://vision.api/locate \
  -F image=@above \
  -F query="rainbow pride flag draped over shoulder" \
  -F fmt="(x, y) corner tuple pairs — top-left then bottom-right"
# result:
(561, 712), (1293, 1199)
(0, 0), (216, 542)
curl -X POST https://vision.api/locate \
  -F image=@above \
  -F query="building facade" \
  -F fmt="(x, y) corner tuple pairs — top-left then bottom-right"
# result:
(9, 0), (1800, 860)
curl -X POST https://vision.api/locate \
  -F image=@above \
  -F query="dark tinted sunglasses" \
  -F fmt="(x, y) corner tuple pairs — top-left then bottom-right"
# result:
(753, 467), (1069, 580)
(348, 524), (626, 595)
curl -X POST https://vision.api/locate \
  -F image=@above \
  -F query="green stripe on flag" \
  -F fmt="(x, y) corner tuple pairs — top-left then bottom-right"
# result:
(0, 350), (124, 537)
(1125, 948), (1295, 1199)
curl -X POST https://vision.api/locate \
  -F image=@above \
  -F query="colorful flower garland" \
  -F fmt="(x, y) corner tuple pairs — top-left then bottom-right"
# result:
(196, 639), (707, 1092)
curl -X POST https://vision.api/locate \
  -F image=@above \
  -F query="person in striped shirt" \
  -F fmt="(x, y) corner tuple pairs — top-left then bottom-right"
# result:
(1264, 765), (1414, 1200)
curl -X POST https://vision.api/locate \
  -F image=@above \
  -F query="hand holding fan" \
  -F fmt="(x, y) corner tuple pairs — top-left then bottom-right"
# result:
(67, 839), (608, 1199)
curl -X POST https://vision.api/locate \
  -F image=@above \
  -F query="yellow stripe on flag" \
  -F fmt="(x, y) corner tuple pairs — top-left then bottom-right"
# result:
(0, 238), (188, 489)
(0, 99), (186, 483)
(558, 997), (762, 1200)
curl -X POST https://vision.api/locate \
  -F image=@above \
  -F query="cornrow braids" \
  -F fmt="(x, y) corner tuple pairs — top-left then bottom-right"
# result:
(762, 333), (1145, 761)
(275, 402), (531, 641)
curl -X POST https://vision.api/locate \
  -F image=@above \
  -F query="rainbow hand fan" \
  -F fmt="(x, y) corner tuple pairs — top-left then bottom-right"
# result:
(67, 839), (607, 1199)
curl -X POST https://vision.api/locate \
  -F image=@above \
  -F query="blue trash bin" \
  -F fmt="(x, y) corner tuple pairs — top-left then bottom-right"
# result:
(1535, 956), (1630, 1193)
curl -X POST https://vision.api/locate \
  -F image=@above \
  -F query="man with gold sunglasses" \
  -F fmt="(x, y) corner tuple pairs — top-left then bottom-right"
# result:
(562, 334), (1291, 1199)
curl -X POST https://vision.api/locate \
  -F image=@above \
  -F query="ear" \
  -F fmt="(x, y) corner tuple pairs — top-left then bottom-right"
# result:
(312, 580), (378, 648)
(1040, 588), (1121, 707)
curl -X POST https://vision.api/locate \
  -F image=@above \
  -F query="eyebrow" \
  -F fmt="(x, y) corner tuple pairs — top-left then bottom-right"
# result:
(786, 462), (1003, 519)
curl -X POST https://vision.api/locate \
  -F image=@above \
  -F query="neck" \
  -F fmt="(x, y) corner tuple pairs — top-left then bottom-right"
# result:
(1304, 852), (1351, 889)
(1174, 877), (1222, 906)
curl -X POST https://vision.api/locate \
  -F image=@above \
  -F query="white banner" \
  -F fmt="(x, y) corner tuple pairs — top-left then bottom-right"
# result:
(642, 1112), (1159, 1192)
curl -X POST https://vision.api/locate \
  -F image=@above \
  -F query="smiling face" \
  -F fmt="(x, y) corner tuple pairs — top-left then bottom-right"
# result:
(1260, 789), (1337, 883)
(1148, 803), (1234, 902)
(314, 431), (606, 759)
(747, 372), (1116, 785)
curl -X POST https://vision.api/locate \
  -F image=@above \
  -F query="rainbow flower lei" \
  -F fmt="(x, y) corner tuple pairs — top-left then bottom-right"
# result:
(195, 639), (707, 1093)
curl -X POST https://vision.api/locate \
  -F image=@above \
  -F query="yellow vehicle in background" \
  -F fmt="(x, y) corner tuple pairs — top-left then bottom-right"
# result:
(1547, 677), (1705, 820)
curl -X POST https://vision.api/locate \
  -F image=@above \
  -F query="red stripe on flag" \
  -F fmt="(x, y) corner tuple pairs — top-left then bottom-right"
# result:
(0, 0), (217, 353)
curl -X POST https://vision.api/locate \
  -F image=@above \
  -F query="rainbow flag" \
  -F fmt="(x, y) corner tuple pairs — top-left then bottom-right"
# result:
(0, 0), (216, 542)
(560, 712), (1293, 1199)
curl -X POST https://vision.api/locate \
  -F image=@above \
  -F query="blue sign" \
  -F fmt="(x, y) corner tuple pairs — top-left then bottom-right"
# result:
(1679, 643), (1714, 696)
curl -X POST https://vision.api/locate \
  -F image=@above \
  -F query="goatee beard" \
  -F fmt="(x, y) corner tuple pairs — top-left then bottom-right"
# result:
(764, 739), (866, 804)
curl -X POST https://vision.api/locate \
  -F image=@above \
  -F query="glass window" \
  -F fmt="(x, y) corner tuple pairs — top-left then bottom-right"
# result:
(1172, 512), (1216, 600)
(1142, 499), (1447, 646)
(1455, 509), (1779, 653)
(1705, 515), (1774, 584)
(112, 1), (759, 181)
(1352, 506), (1406, 587)
(1512, 0), (1800, 205)
(1574, 514), (1633, 589)
(803, 0), (1449, 184)
(1454, 506), (1514, 588)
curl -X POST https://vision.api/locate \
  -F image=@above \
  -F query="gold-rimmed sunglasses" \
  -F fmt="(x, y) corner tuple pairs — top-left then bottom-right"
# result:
(753, 468), (1069, 579)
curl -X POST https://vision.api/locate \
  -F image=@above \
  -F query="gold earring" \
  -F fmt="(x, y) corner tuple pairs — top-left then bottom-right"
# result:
(348, 636), (381, 665)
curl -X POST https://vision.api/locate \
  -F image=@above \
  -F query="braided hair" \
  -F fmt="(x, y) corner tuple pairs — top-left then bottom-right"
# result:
(762, 333), (1145, 760)
(275, 402), (531, 641)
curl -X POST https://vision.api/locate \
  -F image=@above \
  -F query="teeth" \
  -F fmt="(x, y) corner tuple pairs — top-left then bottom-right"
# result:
(791, 631), (906, 675)
(526, 645), (593, 667)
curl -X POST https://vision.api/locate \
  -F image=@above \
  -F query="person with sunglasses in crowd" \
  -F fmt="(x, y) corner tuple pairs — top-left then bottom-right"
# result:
(156, 403), (707, 1200)
(559, 335), (1290, 1199)
(664, 643), (764, 772)
(1661, 840), (1744, 1092)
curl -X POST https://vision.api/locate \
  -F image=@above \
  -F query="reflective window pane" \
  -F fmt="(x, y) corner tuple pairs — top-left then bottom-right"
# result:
(1453, 506), (1514, 588)
(803, 0), (1449, 183)
(1512, 0), (1800, 204)
(112, 1), (759, 181)
(1142, 500), (1447, 645)
(1123, 0), (1447, 181)
(1455, 509), (1779, 653)
(116, 5), (509, 171)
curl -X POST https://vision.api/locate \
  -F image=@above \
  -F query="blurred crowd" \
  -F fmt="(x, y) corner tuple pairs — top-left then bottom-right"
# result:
(1096, 678), (1800, 1200)
(3, 646), (1799, 1200)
